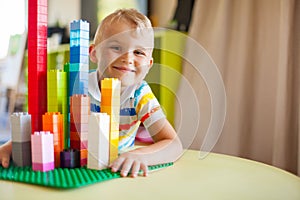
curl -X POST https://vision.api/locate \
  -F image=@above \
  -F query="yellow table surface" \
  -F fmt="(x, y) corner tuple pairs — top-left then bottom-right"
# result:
(1, 150), (299, 200)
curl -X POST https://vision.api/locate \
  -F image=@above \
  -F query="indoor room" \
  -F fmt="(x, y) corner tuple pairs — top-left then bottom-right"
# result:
(0, 0), (299, 199)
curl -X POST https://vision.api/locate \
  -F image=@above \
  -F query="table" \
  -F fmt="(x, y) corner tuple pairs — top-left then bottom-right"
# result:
(0, 150), (299, 200)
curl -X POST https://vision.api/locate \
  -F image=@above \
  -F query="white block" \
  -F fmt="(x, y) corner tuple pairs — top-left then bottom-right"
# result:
(10, 112), (31, 142)
(87, 112), (110, 170)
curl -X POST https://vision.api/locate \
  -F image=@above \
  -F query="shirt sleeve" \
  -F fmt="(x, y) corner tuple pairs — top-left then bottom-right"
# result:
(135, 81), (166, 129)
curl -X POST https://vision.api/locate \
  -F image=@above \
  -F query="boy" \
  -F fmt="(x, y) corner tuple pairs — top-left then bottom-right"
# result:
(0, 9), (183, 177)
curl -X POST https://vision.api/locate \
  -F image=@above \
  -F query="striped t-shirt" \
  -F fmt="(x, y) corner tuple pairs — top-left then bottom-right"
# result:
(88, 71), (166, 151)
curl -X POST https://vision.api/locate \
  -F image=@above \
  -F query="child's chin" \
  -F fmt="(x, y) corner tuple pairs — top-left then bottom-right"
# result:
(120, 80), (137, 87)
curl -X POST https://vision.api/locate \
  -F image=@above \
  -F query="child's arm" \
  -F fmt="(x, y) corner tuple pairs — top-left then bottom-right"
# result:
(0, 140), (12, 168)
(110, 118), (183, 177)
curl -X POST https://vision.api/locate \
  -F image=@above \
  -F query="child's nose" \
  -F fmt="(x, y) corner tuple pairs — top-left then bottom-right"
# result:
(121, 51), (134, 65)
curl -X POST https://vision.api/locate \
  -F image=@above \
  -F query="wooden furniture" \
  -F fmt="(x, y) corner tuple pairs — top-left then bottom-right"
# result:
(0, 150), (299, 200)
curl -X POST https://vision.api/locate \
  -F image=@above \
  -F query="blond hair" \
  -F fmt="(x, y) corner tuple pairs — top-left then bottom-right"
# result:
(93, 8), (153, 46)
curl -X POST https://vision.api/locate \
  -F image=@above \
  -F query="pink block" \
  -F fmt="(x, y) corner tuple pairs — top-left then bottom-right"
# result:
(32, 162), (54, 172)
(80, 158), (87, 166)
(31, 132), (54, 163)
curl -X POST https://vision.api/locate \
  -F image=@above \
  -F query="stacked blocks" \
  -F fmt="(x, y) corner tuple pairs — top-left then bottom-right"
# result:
(60, 149), (80, 168)
(70, 94), (90, 166)
(88, 113), (110, 170)
(101, 78), (121, 163)
(31, 131), (54, 172)
(42, 112), (63, 167)
(28, 0), (48, 132)
(63, 63), (70, 148)
(69, 20), (89, 97)
(47, 70), (68, 148)
(11, 112), (32, 167)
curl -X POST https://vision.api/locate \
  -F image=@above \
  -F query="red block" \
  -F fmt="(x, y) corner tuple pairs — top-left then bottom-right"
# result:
(70, 122), (88, 132)
(28, 0), (48, 8)
(28, 5), (47, 14)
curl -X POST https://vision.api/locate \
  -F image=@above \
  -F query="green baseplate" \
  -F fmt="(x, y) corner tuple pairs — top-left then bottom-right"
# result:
(0, 162), (173, 189)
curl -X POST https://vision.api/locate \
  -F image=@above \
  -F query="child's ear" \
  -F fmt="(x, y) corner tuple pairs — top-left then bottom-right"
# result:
(89, 44), (98, 63)
(149, 57), (153, 69)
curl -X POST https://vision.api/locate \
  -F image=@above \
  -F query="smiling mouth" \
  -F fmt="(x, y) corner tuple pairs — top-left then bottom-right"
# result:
(113, 66), (136, 72)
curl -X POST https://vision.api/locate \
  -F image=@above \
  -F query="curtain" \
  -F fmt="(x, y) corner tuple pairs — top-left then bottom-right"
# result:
(176, 0), (300, 175)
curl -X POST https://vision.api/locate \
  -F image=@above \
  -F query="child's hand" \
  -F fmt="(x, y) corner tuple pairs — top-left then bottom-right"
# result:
(0, 141), (12, 168)
(109, 151), (148, 178)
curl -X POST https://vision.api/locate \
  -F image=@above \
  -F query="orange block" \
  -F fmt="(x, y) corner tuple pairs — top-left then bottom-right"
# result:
(80, 149), (87, 159)
(42, 112), (63, 124)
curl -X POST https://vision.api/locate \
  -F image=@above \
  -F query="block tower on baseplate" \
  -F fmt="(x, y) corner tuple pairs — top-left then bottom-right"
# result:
(101, 78), (121, 164)
(42, 112), (63, 167)
(70, 95), (90, 166)
(68, 20), (89, 160)
(87, 112), (110, 170)
(28, 0), (48, 132)
(11, 112), (32, 167)
(47, 70), (68, 148)
(31, 131), (54, 172)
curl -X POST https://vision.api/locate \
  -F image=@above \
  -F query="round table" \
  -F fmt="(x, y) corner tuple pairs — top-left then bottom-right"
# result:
(0, 150), (299, 200)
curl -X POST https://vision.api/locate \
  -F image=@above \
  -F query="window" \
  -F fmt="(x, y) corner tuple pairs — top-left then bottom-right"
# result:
(0, 0), (26, 59)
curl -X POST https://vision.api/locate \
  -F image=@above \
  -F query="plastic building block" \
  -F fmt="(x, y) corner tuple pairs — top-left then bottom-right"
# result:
(42, 112), (64, 167)
(46, 70), (68, 149)
(60, 149), (80, 168)
(69, 63), (89, 72)
(11, 112), (32, 167)
(69, 95), (90, 166)
(87, 113), (110, 170)
(28, 0), (48, 132)
(10, 112), (31, 142)
(70, 20), (90, 32)
(69, 71), (89, 95)
(12, 142), (32, 167)
(69, 19), (89, 105)
(0, 162), (173, 189)
(31, 131), (54, 172)
(101, 78), (121, 163)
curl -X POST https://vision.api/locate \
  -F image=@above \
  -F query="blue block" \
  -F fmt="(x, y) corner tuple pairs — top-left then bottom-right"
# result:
(70, 38), (89, 47)
(69, 83), (88, 96)
(70, 30), (89, 39)
(70, 20), (90, 31)
(70, 46), (89, 56)
(69, 71), (89, 81)
(70, 55), (89, 64)
(69, 63), (89, 72)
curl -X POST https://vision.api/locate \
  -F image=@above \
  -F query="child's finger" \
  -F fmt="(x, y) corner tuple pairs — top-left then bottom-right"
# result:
(110, 157), (125, 172)
(1, 155), (10, 168)
(120, 159), (134, 177)
(140, 162), (148, 177)
(130, 161), (140, 178)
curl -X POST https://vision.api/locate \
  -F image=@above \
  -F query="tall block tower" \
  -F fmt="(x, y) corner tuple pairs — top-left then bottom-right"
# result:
(11, 112), (32, 166)
(87, 112), (110, 170)
(70, 94), (90, 166)
(47, 70), (68, 148)
(101, 78), (121, 163)
(69, 20), (89, 98)
(28, 0), (48, 132)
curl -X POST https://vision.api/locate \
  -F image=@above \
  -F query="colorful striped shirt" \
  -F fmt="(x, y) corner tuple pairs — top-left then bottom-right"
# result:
(88, 71), (166, 151)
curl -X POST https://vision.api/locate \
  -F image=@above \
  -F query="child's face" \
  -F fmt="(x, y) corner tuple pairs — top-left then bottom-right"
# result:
(91, 20), (153, 88)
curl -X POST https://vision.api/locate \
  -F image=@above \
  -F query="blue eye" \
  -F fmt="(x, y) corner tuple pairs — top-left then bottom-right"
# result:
(110, 46), (121, 51)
